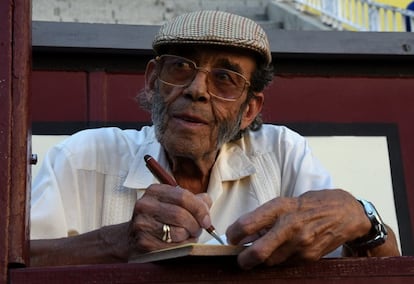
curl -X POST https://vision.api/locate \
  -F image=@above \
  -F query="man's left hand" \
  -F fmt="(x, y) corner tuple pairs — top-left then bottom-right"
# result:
(226, 189), (400, 269)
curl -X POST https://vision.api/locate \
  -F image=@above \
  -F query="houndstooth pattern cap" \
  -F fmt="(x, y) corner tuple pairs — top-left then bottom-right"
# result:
(153, 10), (272, 65)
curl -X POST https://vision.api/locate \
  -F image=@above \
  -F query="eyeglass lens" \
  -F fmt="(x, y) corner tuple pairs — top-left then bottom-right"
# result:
(158, 55), (248, 100)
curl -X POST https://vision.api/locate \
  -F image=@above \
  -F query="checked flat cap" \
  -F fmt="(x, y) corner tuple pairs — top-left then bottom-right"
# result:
(153, 10), (272, 64)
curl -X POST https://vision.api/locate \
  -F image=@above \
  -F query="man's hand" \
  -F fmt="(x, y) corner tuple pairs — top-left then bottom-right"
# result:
(226, 189), (400, 269)
(128, 184), (213, 254)
(31, 184), (213, 266)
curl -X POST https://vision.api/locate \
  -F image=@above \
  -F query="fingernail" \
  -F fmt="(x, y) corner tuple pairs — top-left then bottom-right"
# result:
(202, 215), (212, 229)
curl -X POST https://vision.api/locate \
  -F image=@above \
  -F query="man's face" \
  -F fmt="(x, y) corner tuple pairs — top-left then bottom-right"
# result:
(150, 47), (258, 161)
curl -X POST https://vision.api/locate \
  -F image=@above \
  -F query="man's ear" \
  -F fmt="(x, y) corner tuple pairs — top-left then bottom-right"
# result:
(144, 59), (158, 101)
(240, 92), (264, 130)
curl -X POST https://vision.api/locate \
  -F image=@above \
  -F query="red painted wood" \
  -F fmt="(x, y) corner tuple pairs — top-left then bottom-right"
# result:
(9, 256), (414, 283)
(0, 0), (31, 281)
(263, 76), (414, 124)
(31, 71), (88, 121)
(88, 71), (108, 122)
(0, 0), (13, 281)
(9, 0), (31, 268)
(106, 73), (150, 122)
(31, 71), (151, 123)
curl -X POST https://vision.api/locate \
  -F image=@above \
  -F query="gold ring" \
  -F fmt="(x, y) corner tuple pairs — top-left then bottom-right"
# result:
(162, 224), (172, 243)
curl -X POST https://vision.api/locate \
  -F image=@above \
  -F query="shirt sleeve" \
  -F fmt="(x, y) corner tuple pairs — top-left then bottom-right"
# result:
(278, 128), (334, 197)
(30, 127), (142, 240)
(30, 143), (77, 239)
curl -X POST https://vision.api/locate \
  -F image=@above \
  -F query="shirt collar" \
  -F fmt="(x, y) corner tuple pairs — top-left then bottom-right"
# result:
(215, 142), (256, 181)
(123, 135), (256, 189)
(123, 131), (169, 189)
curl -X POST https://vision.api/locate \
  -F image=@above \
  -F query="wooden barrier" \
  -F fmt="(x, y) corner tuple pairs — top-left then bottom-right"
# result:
(9, 256), (414, 283)
(0, 1), (31, 283)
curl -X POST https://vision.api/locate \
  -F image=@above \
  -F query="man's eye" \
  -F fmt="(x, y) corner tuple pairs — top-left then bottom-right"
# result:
(213, 70), (236, 84)
(172, 60), (192, 70)
(214, 70), (230, 80)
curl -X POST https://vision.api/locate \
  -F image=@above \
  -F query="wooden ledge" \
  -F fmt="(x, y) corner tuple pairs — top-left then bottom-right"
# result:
(9, 256), (414, 283)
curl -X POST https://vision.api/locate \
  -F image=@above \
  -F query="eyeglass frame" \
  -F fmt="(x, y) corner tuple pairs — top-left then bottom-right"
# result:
(154, 54), (251, 102)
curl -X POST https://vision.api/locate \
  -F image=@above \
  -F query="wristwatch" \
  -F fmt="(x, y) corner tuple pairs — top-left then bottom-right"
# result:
(345, 198), (388, 251)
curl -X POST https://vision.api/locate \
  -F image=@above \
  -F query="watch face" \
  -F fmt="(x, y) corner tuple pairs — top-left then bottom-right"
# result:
(362, 200), (386, 228)
(364, 201), (376, 215)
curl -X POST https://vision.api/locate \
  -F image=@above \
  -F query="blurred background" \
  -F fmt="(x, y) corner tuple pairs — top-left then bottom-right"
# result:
(32, 0), (414, 32)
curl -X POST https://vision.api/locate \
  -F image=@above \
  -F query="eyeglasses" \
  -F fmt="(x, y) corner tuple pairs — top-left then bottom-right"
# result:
(155, 55), (251, 101)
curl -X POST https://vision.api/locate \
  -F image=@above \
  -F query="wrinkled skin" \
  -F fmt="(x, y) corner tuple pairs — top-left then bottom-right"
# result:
(129, 184), (213, 253)
(225, 189), (400, 269)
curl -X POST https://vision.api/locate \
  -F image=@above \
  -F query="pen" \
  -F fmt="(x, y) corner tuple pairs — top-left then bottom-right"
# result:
(144, 154), (225, 245)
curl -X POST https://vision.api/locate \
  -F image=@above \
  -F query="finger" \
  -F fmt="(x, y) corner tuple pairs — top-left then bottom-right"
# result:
(136, 190), (202, 237)
(129, 212), (199, 253)
(287, 214), (346, 260)
(196, 193), (212, 209)
(226, 197), (298, 245)
(235, 204), (319, 269)
(153, 185), (213, 230)
(128, 213), (165, 253)
(236, 214), (296, 269)
(160, 202), (203, 237)
(163, 223), (203, 243)
(266, 228), (340, 267)
(238, 207), (345, 269)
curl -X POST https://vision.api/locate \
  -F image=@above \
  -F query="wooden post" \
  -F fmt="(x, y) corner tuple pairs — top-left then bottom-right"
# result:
(0, 0), (32, 281)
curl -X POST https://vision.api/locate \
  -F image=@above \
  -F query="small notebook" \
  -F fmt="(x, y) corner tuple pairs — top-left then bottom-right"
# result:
(128, 243), (246, 263)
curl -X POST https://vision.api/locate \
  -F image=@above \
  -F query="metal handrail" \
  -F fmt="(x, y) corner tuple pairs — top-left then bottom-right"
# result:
(287, 0), (414, 31)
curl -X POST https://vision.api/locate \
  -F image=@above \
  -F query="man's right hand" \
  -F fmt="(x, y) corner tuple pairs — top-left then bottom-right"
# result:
(128, 183), (213, 254)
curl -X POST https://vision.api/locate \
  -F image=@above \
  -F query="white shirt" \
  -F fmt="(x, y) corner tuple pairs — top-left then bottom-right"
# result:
(30, 124), (333, 243)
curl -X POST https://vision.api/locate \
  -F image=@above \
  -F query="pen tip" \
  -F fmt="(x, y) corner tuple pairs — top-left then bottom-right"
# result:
(206, 226), (225, 245)
(206, 225), (215, 233)
(144, 155), (152, 162)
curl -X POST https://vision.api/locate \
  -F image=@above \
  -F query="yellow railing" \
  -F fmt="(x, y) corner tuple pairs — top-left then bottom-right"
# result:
(290, 0), (414, 31)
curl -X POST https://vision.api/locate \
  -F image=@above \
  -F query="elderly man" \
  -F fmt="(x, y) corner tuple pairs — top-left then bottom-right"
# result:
(30, 10), (400, 269)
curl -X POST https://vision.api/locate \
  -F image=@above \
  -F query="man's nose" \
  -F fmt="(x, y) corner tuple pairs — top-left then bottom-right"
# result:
(183, 70), (211, 102)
